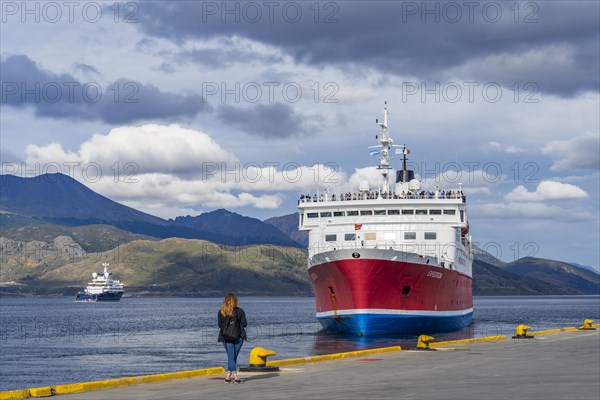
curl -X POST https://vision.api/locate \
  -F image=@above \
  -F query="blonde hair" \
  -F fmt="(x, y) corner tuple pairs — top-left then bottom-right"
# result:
(220, 293), (238, 317)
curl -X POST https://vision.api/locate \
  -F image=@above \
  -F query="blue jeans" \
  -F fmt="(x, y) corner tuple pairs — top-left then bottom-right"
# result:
(223, 338), (244, 373)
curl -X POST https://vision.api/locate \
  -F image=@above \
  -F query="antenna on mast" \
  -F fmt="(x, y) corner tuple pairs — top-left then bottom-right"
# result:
(373, 102), (392, 194)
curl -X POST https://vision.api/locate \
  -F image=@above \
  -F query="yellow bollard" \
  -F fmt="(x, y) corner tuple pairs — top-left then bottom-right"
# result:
(239, 347), (280, 372)
(416, 335), (435, 350)
(578, 319), (596, 330)
(512, 324), (534, 339)
(249, 347), (277, 366)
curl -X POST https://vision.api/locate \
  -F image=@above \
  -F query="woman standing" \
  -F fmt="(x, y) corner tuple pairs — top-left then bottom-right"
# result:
(218, 293), (247, 383)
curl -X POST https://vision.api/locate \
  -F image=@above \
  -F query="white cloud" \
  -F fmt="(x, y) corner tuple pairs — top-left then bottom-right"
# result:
(486, 141), (525, 153)
(421, 169), (506, 196)
(95, 173), (285, 212)
(547, 172), (600, 184)
(348, 166), (382, 191)
(471, 202), (593, 221)
(237, 193), (283, 209)
(505, 181), (589, 202)
(232, 164), (346, 193)
(25, 124), (237, 176)
(78, 124), (236, 175)
(343, 166), (505, 197)
(19, 125), (349, 216)
(24, 142), (80, 165)
(542, 133), (600, 171)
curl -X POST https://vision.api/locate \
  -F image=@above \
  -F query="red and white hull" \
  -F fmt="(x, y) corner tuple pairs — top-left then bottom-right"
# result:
(309, 248), (473, 335)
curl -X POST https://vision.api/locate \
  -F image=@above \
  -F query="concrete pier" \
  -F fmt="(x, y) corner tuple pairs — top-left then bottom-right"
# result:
(56, 329), (600, 400)
(2, 328), (598, 400)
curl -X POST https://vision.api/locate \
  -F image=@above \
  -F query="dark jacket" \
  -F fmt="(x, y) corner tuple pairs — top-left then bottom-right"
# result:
(217, 307), (247, 342)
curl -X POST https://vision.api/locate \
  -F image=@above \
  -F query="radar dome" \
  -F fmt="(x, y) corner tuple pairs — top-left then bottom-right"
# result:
(408, 179), (421, 192)
(359, 180), (370, 192)
(92, 272), (98, 278)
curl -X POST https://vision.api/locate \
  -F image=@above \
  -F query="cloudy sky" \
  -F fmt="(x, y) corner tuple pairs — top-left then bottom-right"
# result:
(1, 1), (598, 268)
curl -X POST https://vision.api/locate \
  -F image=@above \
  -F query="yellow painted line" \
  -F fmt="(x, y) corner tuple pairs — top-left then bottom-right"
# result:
(0, 367), (225, 400)
(531, 323), (600, 335)
(52, 367), (225, 395)
(429, 335), (507, 348)
(29, 387), (52, 398)
(0, 390), (29, 400)
(530, 327), (579, 336)
(267, 346), (402, 367)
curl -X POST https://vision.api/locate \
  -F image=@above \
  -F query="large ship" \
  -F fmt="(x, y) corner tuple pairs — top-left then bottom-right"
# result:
(298, 103), (473, 336)
(75, 262), (124, 302)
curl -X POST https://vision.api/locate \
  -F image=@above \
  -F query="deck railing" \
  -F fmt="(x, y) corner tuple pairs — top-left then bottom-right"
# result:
(299, 191), (466, 204)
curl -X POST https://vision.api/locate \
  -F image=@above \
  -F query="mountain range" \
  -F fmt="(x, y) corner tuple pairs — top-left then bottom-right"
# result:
(1, 173), (301, 247)
(1, 173), (598, 296)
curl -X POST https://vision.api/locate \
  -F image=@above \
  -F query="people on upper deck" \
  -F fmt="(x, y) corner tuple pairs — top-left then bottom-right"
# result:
(298, 189), (466, 202)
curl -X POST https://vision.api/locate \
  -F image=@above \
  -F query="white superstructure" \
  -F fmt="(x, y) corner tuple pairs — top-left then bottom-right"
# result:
(298, 102), (473, 277)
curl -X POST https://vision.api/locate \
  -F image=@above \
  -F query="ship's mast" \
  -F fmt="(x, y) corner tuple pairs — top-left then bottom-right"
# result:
(402, 144), (408, 183)
(375, 102), (392, 194)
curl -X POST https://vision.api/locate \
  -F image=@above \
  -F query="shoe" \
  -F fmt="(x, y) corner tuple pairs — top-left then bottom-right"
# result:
(224, 378), (231, 383)
(234, 379), (242, 384)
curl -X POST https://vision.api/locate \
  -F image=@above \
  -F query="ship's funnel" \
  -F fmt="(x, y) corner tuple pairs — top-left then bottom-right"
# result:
(396, 169), (414, 183)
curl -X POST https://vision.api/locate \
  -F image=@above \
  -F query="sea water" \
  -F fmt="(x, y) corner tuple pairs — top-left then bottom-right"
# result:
(1, 296), (599, 391)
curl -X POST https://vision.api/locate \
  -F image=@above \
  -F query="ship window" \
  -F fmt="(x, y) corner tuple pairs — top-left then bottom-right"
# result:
(320, 212), (332, 217)
(443, 210), (456, 215)
(374, 209), (386, 215)
(307, 212), (318, 219)
(424, 232), (437, 240)
(347, 211), (359, 216)
(460, 210), (464, 222)
(429, 209), (442, 215)
(325, 234), (337, 242)
(345, 233), (356, 241)
(404, 232), (416, 240)
(401, 209), (414, 215)
(360, 210), (373, 216)
(415, 209), (427, 215)
(333, 211), (345, 217)
(387, 209), (400, 215)
(364, 233), (376, 240)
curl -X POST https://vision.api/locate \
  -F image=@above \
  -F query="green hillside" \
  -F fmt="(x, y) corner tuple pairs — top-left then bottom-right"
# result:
(1, 238), (311, 296)
(0, 223), (155, 252)
(472, 260), (571, 295)
(503, 257), (599, 295)
(2, 224), (597, 297)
